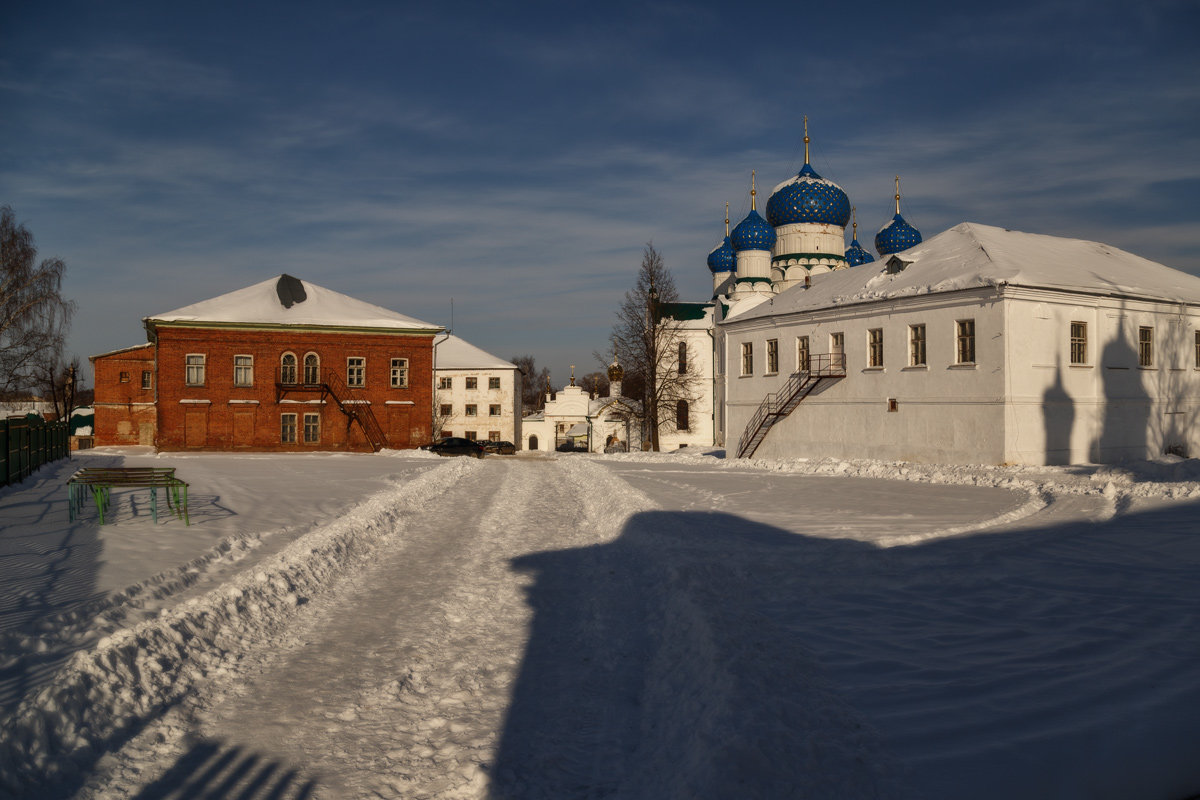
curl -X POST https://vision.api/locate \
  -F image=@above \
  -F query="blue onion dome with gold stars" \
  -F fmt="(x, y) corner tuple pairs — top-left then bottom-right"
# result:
(707, 203), (736, 273)
(708, 235), (735, 272)
(845, 236), (875, 266)
(732, 209), (775, 251)
(844, 207), (875, 266)
(766, 163), (852, 227)
(875, 176), (922, 256)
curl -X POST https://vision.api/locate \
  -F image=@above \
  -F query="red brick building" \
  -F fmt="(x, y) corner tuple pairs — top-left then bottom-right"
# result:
(90, 343), (157, 446)
(92, 275), (443, 452)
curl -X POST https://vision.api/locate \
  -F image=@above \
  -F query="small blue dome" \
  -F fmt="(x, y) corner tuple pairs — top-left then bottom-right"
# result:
(707, 236), (736, 273)
(875, 213), (922, 256)
(731, 209), (776, 252)
(766, 163), (852, 228)
(845, 237), (875, 267)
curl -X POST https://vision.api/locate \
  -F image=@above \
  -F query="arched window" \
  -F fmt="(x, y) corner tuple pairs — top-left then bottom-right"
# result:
(528, 434), (539, 451)
(303, 352), (320, 385)
(676, 399), (689, 431)
(678, 341), (688, 374)
(280, 352), (297, 385)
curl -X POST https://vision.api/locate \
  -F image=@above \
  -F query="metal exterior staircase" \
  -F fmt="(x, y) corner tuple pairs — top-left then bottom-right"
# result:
(736, 353), (845, 459)
(277, 368), (389, 451)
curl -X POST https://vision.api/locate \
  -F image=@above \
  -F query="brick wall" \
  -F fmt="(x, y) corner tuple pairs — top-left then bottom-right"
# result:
(91, 345), (157, 446)
(154, 326), (434, 451)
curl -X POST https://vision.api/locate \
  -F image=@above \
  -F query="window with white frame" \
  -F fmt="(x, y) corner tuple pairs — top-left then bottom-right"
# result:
(1139, 326), (1154, 367)
(141, 370), (152, 390)
(390, 358), (408, 388)
(830, 332), (845, 369)
(281, 353), (297, 385)
(741, 342), (753, 376)
(868, 329), (883, 367)
(956, 320), (976, 364)
(766, 339), (779, 374)
(185, 354), (205, 386)
(303, 412), (320, 443)
(1070, 322), (1088, 365)
(489, 404), (501, 416)
(797, 336), (810, 372)
(303, 353), (320, 385)
(281, 413), (297, 443)
(489, 376), (501, 389)
(438, 376), (452, 389)
(909, 324), (926, 366)
(234, 355), (253, 387)
(347, 357), (365, 387)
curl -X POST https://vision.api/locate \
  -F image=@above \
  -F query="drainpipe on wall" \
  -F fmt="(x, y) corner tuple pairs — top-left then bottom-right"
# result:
(431, 328), (451, 439)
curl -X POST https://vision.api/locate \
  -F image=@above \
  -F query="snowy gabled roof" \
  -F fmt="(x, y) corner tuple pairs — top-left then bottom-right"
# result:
(730, 223), (1200, 322)
(145, 275), (442, 333)
(89, 342), (155, 361)
(434, 335), (516, 370)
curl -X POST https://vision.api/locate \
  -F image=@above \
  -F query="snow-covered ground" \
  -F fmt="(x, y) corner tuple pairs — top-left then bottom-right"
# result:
(1, 446), (1199, 798)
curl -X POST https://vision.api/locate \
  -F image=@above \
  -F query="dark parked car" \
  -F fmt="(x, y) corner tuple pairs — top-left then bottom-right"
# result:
(481, 440), (516, 455)
(420, 437), (486, 458)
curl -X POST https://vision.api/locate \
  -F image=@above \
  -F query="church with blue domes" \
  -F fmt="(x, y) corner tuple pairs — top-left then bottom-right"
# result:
(662, 121), (1200, 465)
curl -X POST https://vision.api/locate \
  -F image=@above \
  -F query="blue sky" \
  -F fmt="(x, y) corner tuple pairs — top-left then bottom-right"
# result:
(3, 0), (1198, 387)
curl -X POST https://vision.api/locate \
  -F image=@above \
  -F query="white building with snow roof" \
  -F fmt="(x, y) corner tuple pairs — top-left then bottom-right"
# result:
(433, 335), (522, 446)
(718, 222), (1200, 465)
(521, 362), (641, 453)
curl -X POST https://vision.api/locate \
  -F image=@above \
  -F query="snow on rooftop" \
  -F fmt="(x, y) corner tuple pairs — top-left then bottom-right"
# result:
(732, 223), (1200, 322)
(434, 335), (516, 370)
(146, 275), (442, 331)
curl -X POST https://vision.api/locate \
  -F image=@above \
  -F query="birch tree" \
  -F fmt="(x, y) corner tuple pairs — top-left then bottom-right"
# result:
(1, 207), (75, 396)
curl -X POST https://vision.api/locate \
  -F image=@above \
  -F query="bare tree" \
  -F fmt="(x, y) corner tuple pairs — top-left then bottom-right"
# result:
(39, 354), (82, 421)
(610, 243), (694, 451)
(511, 354), (551, 411)
(1, 207), (75, 396)
(578, 371), (609, 398)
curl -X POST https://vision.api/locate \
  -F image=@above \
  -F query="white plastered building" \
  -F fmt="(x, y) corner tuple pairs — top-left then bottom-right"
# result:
(720, 223), (1200, 465)
(521, 363), (641, 453)
(433, 335), (522, 446)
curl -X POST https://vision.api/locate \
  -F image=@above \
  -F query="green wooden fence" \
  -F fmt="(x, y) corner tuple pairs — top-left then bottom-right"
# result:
(1, 415), (70, 488)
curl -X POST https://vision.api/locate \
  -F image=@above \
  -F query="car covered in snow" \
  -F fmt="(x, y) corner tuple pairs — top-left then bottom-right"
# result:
(420, 437), (486, 458)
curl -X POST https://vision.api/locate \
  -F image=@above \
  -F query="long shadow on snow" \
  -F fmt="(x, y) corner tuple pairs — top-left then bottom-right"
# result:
(492, 503), (1200, 800)
(0, 456), (110, 715)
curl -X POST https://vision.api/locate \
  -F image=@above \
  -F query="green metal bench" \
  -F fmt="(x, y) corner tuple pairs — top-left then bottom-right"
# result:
(68, 467), (189, 525)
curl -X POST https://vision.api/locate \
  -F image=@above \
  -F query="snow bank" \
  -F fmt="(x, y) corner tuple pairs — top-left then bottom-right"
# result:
(595, 449), (1200, 506)
(0, 457), (480, 795)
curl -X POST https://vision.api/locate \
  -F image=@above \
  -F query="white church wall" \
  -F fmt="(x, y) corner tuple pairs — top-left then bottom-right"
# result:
(658, 321), (717, 450)
(1003, 289), (1200, 464)
(723, 287), (1010, 464)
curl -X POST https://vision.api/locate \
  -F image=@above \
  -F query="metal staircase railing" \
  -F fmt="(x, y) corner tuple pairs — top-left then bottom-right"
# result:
(736, 353), (845, 459)
(276, 368), (389, 451)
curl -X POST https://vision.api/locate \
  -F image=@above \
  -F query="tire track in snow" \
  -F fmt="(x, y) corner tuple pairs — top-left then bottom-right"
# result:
(5, 457), (479, 798)
(78, 457), (660, 799)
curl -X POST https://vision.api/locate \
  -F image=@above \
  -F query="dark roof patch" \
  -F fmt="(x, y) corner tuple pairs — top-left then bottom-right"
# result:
(276, 274), (307, 308)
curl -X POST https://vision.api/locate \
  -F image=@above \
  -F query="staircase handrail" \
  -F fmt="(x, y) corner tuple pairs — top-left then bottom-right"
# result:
(736, 352), (845, 458)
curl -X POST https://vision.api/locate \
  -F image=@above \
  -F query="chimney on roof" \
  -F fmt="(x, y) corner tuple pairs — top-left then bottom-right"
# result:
(276, 274), (307, 308)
